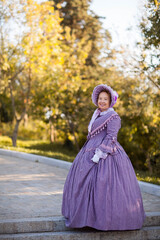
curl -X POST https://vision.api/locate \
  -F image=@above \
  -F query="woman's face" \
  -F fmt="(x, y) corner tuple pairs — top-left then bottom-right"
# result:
(97, 91), (110, 111)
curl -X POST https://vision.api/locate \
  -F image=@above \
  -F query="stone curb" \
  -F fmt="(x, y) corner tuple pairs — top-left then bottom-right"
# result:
(139, 181), (160, 197)
(0, 213), (160, 235)
(0, 149), (160, 196)
(0, 226), (160, 240)
(0, 148), (72, 170)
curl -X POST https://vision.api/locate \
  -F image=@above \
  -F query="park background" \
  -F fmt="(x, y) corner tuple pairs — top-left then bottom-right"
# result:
(0, 0), (159, 184)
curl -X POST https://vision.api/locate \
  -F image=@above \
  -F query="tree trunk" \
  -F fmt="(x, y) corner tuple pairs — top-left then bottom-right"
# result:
(66, 117), (80, 152)
(12, 119), (21, 147)
(23, 113), (28, 127)
(50, 120), (54, 143)
(11, 110), (26, 147)
(72, 130), (80, 152)
(146, 154), (153, 174)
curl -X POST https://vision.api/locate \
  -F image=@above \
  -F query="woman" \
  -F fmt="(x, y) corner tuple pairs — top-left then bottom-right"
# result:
(62, 84), (146, 231)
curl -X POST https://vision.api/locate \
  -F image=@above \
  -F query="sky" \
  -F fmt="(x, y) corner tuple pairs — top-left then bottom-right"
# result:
(8, 0), (144, 51)
(90, 0), (144, 48)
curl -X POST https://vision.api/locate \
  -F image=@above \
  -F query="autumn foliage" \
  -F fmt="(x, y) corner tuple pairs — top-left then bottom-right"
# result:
(0, 0), (159, 173)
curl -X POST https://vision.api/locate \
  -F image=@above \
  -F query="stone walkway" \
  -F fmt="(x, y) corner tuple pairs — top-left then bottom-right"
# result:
(0, 155), (160, 221)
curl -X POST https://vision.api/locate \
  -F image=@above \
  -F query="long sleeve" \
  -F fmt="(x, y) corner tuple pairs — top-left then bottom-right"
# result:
(91, 115), (121, 163)
(97, 115), (121, 155)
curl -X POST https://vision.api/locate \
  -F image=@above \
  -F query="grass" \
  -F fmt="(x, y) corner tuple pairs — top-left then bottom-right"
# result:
(0, 136), (160, 185)
(135, 170), (160, 186)
(0, 136), (78, 162)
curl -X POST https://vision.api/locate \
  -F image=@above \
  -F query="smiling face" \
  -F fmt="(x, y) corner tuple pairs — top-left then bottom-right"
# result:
(97, 91), (111, 112)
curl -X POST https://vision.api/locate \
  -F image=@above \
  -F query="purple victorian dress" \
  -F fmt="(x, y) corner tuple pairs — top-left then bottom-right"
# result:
(61, 110), (146, 231)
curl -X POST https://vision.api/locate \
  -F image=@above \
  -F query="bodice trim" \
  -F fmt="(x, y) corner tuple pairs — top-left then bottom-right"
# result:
(88, 113), (120, 139)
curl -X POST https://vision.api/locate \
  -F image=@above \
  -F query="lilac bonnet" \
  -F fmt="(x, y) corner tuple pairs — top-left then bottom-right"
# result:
(92, 84), (118, 108)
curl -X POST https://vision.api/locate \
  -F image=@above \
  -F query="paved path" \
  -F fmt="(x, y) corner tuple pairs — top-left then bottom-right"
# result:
(0, 155), (160, 220)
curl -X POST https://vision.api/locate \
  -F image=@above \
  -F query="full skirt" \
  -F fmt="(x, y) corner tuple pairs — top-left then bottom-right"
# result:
(61, 142), (146, 231)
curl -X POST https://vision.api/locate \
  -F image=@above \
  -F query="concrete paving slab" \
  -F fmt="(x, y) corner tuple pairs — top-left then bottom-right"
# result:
(0, 149), (72, 170)
(1, 149), (160, 197)
(0, 154), (160, 221)
(0, 155), (67, 220)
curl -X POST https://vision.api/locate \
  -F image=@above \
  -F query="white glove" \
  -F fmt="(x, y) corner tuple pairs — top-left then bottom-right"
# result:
(91, 148), (108, 164)
(91, 154), (100, 163)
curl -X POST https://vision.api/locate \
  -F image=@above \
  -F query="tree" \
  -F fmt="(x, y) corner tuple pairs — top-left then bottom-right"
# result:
(138, 0), (160, 173)
(45, 0), (114, 149)
(52, 0), (113, 81)
(0, 0), (63, 146)
(0, 0), (26, 143)
(110, 0), (160, 172)
(30, 25), (92, 150)
(139, 0), (160, 89)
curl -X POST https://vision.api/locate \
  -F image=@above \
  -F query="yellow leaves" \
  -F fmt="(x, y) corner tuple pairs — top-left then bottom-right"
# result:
(23, 0), (62, 39)
(64, 26), (72, 42)
(154, 0), (160, 10)
(61, 85), (68, 91)
(0, 79), (8, 94)
(1, 54), (9, 70)
(142, 52), (146, 58)
(2, 62), (10, 70)
(56, 3), (61, 9)
(21, 0), (63, 77)
(143, 63), (148, 68)
(71, 99), (77, 104)
(1, 54), (10, 70)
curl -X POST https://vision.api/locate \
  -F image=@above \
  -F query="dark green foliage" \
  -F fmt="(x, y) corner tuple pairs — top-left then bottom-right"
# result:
(63, 138), (75, 150)
(140, 0), (160, 48)
(0, 94), (13, 123)
(52, 0), (110, 80)
(118, 84), (160, 174)
(139, 0), (160, 88)
(138, 0), (160, 173)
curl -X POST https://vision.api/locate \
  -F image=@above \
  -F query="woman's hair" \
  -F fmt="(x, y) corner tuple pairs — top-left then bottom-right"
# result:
(97, 90), (111, 105)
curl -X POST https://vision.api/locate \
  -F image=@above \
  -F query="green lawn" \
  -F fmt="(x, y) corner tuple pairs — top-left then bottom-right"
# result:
(0, 136), (159, 185)
(135, 170), (160, 186)
(0, 136), (77, 162)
